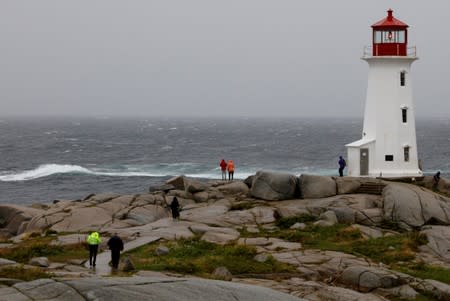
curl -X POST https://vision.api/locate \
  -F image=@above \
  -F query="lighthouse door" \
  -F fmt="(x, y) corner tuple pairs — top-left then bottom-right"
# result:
(360, 149), (369, 176)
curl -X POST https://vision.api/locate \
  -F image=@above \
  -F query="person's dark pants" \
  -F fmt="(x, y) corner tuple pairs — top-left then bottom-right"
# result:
(89, 244), (99, 266)
(111, 249), (121, 268)
(339, 168), (344, 177)
(228, 171), (234, 180)
(172, 209), (180, 220)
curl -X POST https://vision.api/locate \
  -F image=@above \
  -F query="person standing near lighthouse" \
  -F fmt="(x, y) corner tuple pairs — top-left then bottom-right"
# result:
(338, 156), (346, 177)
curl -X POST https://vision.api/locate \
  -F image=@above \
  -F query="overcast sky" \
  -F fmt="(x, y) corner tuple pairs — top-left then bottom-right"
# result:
(1, 1), (449, 118)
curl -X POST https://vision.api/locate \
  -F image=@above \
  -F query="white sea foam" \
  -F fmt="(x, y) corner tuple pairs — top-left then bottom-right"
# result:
(0, 163), (253, 182)
(0, 164), (93, 181)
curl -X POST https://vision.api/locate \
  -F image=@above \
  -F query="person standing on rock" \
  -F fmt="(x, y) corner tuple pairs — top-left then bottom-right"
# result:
(87, 231), (101, 267)
(220, 159), (227, 180)
(107, 233), (124, 269)
(338, 156), (346, 177)
(227, 160), (235, 181)
(433, 171), (441, 190)
(170, 196), (180, 220)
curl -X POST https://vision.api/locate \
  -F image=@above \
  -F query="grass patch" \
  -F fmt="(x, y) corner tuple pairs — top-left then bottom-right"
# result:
(229, 202), (255, 211)
(395, 262), (450, 285)
(0, 237), (87, 263)
(127, 237), (296, 277)
(240, 224), (427, 266)
(275, 214), (317, 229)
(0, 266), (52, 281)
(390, 293), (439, 301)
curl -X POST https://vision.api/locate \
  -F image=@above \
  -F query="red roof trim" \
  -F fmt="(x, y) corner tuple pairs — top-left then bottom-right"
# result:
(372, 9), (408, 28)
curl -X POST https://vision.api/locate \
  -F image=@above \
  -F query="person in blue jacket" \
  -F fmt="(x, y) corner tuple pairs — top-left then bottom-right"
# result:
(338, 156), (346, 177)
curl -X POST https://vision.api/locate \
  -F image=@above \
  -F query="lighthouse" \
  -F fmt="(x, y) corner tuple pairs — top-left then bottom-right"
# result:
(346, 9), (422, 178)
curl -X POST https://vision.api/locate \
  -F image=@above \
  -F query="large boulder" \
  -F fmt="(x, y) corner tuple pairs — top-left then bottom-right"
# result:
(339, 266), (403, 292)
(184, 178), (208, 194)
(383, 183), (450, 230)
(126, 205), (168, 225)
(299, 175), (337, 199)
(217, 181), (249, 195)
(336, 177), (362, 194)
(166, 175), (186, 190)
(250, 171), (299, 201)
(0, 205), (44, 237)
(420, 225), (450, 262)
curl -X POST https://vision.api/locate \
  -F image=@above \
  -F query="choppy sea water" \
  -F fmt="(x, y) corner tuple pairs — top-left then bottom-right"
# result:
(0, 117), (449, 204)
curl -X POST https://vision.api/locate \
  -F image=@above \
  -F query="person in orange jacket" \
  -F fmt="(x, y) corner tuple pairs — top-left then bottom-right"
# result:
(219, 159), (227, 180)
(227, 160), (235, 181)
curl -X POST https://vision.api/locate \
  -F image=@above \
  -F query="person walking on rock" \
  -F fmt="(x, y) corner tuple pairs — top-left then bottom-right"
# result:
(227, 160), (235, 181)
(87, 231), (101, 267)
(220, 159), (227, 180)
(107, 233), (124, 269)
(170, 196), (180, 220)
(338, 156), (346, 177)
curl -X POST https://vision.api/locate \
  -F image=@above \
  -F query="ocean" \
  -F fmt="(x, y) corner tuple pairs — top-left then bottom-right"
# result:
(0, 117), (449, 205)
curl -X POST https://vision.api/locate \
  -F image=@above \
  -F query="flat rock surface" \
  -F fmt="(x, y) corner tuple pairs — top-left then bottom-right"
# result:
(1, 276), (307, 301)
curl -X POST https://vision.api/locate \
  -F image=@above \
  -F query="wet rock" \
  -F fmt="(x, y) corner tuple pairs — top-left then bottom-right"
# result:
(336, 177), (362, 194)
(299, 175), (337, 199)
(29, 257), (49, 268)
(0, 258), (17, 266)
(149, 184), (176, 193)
(250, 171), (299, 201)
(254, 253), (270, 263)
(212, 266), (232, 281)
(185, 179), (208, 193)
(155, 246), (169, 256)
(120, 256), (135, 272)
(339, 266), (402, 292)
(290, 222), (306, 230)
(217, 181), (249, 195)
(383, 183), (450, 230)
(166, 175), (186, 190)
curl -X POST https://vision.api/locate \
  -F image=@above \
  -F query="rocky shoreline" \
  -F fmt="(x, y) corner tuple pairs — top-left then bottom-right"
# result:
(1, 171), (450, 300)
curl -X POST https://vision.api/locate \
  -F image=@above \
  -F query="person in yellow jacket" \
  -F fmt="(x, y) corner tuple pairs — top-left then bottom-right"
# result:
(87, 231), (101, 267)
(227, 160), (235, 181)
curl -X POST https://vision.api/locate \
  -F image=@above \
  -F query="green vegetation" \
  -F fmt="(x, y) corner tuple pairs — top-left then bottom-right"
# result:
(0, 266), (52, 281)
(275, 214), (317, 229)
(0, 237), (87, 263)
(127, 237), (296, 277)
(229, 202), (255, 211)
(254, 214), (430, 266)
(390, 293), (438, 301)
(395, 262), (450, 285)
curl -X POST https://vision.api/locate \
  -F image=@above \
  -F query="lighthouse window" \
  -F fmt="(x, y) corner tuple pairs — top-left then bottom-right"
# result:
(404, 147), (410, 162)
(374, 31), (382, 43)
(398, 31), (406, 43)
(402, 108), (407, 123)
(376, 30), (405, 44)
(385, 155), (394, 161)
(400, 71), (406, 86)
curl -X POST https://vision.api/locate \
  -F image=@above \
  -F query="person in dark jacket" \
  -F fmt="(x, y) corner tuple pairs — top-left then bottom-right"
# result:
(338, 156), (346, 177)
(433, 171), (441, 190)
(107, 233), (124, 269)
(170, 197), (180, 220)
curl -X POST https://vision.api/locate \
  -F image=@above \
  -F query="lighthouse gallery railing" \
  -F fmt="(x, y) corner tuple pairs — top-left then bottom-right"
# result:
(363, 45), (417, 58)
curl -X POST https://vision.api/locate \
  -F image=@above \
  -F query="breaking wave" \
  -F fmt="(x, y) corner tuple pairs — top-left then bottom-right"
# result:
(0, 163), (257, 182)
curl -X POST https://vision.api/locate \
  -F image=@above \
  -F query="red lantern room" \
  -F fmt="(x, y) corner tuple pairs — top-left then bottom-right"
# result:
(372, 9), (408, 56)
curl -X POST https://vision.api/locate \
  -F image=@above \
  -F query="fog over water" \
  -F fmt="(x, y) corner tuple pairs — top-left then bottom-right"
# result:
(0, 1), (449, 118)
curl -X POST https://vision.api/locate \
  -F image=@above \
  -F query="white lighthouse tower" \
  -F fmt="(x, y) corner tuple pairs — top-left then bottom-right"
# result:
(346, 9), (422, 178)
